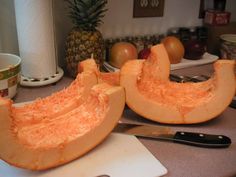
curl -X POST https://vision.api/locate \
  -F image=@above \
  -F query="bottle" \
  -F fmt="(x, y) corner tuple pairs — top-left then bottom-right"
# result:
(168, 27), (180, 39)
(179, 27), (190, 43)
(133, 36), (144, 53)
(144, 35), (153, 48)
(196, 26), (208, 43)
(189, 27), (197, 40)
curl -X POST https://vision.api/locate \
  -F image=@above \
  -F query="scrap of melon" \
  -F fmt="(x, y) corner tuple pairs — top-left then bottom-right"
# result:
(78, 58), (99, 75)
(13, 72), (97, 128)
(120, 44), (235, 124)
(79, 58), (120, 86)
(0, 83), (125, 170)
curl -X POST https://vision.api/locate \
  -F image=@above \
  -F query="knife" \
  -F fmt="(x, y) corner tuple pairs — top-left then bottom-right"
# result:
(113, 122), (231, 148)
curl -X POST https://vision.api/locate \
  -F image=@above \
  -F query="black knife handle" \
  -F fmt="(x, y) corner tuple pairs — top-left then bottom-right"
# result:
(173, 131), (231, 148)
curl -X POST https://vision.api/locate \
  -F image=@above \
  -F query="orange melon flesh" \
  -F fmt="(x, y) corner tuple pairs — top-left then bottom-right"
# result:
(13, 72), (97, 128)
(0, 83), (125, 170)
(79, 58), (120, 86)
(99, 72), (120, 86)
(142, 44), (170, 81)
(137, 78), (213, 113)
(120, 44), (236, 124)
(78, 58), (99, 74)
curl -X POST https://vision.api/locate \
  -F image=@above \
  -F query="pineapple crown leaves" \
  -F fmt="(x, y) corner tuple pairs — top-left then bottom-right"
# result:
(65, 0), (108, 31)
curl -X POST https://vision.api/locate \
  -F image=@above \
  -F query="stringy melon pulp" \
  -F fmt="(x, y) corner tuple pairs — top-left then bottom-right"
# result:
(137, 76), (214, 114)
(12, 73), (96, 128)
(12, 84), (110, 149)
(135, 52), (215, 115)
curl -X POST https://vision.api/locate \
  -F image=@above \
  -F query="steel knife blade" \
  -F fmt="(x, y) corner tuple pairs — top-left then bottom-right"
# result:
(113, 122), (231, 148)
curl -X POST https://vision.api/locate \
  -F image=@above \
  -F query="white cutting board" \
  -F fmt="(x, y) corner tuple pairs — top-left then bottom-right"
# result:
(0, 133), (167, 177)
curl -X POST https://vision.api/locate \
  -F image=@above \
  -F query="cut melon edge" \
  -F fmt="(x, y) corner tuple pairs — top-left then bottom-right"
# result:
(0, 81), (125, 170)
(120, 45), (236, 124)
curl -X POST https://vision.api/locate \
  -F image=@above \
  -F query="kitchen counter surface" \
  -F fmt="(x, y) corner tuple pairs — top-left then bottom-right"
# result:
(13, 64), (236, 177)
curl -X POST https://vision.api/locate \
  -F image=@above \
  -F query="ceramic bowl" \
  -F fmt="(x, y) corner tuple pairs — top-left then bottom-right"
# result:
(220, 34), (236, 59)
(0, 53), (21, 98)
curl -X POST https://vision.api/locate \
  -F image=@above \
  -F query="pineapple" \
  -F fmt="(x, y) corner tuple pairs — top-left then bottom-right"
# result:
(65, 0), (107, 77)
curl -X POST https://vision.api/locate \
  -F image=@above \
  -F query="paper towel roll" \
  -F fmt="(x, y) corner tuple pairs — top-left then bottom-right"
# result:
(14, 0), (57, 78)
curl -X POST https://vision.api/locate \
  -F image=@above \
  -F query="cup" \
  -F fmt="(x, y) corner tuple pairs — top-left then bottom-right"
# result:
(0, 53), (21, 98)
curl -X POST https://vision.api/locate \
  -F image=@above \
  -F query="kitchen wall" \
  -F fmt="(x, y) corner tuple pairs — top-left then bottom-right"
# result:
(0, 0), (18, 54)
(100, 0), (203, 38)
(1, 0), (236, 68)
(55, 0), (236, 38)
(54, 0), (236, 67)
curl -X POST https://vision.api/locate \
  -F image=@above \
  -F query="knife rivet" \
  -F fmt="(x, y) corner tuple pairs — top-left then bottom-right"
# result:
(180, 132), (185, 135)
(199, 134), (204, 137)
(218, 135), (223, 139)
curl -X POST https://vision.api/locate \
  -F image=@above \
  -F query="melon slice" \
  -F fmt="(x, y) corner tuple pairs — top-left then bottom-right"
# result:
(120, 44), (235, 124)
(0, 83), (125, 170)
(79, 58), (120, 86)
(13, 72), (97, 128)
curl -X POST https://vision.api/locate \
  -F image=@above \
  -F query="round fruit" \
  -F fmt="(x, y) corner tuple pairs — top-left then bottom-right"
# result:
(138, 48), (151, 59)
(0, 79), (125, 170)
(184, 39), (206, 60)
(109, 42), (138, 69)
(161, 36), (185, 64)
(120, 44), (235, 124)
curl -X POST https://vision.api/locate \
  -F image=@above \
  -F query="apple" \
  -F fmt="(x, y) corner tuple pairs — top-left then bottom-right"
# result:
(138, 48), (151, 59)
(184, 40), (206, 60)
(109, 42), (138, 69)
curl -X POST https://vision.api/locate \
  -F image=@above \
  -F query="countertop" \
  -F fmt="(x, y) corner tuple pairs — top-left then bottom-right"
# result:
(13, 64), (236, 177)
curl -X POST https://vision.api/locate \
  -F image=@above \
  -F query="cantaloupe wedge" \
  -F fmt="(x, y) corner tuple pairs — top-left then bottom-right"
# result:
(79, 58), (120, 86)
(0, 82), (125, 170)
(120, 44), (235, 124)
